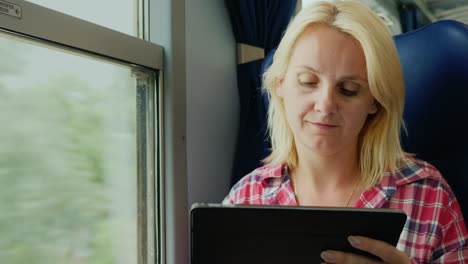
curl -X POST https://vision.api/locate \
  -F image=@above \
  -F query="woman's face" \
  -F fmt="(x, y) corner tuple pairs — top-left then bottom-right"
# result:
(277, 25), (377, 157)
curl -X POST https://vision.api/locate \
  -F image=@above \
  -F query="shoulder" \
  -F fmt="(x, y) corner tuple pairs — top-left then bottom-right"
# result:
(222, 163), (286, 204)
(391, 157), (468, 261)
(392, 156), (462, 220)
(393, 155), (443, 185)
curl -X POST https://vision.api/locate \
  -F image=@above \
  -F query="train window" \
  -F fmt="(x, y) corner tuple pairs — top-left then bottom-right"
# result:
(0, 1), (162, 264)
(25, 0), (138, 36)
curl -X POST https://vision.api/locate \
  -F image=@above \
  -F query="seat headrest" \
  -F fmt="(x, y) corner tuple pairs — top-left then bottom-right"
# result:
(395, 20), (468, 157)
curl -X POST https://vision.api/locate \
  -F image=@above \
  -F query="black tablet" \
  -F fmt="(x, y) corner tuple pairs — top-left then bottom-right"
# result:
(190, 203), (407, 264)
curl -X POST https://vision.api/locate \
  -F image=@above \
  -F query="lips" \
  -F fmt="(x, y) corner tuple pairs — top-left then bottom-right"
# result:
(306, 121), (338, 130)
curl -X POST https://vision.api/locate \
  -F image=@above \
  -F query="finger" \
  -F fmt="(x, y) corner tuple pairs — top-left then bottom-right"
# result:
(347, 236), (409, 263)
(320, 250), (381, 264)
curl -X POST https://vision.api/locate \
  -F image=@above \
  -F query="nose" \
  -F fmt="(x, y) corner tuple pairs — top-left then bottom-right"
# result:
(314, 83), (338, 114)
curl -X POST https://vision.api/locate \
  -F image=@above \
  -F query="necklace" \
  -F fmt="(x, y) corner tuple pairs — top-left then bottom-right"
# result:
(292, 177), (360, 207)
(344, 178), (360, 207)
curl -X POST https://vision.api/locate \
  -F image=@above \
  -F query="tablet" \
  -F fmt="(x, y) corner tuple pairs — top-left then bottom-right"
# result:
(190, 203), (407, 264)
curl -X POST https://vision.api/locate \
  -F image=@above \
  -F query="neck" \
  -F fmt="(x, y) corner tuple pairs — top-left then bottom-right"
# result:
(292, 141), (360, 190)
(289, 140), (363, 207)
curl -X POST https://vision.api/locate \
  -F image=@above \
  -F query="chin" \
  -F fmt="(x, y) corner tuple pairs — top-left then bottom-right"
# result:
(304, 141), (341, 156)
(311, 148), (341, 157)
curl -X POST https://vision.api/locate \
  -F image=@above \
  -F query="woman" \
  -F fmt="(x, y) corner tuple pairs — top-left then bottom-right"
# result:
(223, 1), (468, 263)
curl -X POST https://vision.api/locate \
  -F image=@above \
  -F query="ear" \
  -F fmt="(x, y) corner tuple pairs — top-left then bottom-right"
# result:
(368, 100), (378, 115)
(276, 78), (285, 98)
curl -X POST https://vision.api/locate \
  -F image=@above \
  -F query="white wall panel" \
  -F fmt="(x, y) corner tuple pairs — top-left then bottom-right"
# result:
(186, 0), (239, 207)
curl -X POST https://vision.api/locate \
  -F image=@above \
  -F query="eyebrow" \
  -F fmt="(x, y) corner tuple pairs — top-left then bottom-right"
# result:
(294, 65), (368, 82)
(341, 75), (368, 82)
(294, 65), (321, 74)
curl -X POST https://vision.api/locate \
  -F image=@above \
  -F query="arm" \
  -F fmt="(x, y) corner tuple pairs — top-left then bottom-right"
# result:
(320, 181), (468, 264)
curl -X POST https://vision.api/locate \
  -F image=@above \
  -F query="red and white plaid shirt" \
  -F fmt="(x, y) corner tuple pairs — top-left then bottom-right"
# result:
(223, 156), (468, 263)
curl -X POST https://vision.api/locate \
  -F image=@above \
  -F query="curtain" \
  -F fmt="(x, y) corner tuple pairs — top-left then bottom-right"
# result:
(400, 4), (419, 33)
(225, 0), (297, 186)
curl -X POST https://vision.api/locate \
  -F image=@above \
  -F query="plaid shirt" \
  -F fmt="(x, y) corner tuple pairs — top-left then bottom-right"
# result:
(223, 156), (468, 263)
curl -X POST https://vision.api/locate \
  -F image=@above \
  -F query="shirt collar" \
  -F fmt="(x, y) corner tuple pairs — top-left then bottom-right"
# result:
(258, 163), (298, 205)
(358, 156), (432, 208)
(392, 156), (432, 185)
(260, 163), (288, 189)
(260, 156), (431, 207)
(259, 157), (430, 185)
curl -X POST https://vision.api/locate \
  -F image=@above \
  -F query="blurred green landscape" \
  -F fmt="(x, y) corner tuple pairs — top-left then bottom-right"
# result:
(0, 35), (137, 264)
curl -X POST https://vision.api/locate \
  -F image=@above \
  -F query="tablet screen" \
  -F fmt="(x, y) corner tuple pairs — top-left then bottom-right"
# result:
(191, 203), (407, 264)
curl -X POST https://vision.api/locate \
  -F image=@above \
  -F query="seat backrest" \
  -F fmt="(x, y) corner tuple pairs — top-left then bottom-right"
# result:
(395, 20), (468, 221)
(260, 20), (468, 220)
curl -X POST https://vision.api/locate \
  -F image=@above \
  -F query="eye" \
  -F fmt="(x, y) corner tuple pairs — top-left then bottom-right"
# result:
(339, 81), (360, 97)
(298, 73), (318, 86)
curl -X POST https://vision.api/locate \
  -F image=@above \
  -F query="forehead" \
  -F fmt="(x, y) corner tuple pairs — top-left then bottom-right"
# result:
(289, 25), (367, 78)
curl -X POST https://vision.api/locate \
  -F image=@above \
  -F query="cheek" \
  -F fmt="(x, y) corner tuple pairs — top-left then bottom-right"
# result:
(344, 107), (372, 132)
(280, 95), (308, 135)
(283, 81), (311, 113)
(282, 90), (310, 122)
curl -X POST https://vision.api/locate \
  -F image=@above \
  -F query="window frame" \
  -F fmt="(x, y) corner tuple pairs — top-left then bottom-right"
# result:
(0, 1), (163, 264)
(0, 0), (162, 71)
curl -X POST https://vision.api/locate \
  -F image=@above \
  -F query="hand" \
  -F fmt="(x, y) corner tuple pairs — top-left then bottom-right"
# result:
(320, 236), (411, 264)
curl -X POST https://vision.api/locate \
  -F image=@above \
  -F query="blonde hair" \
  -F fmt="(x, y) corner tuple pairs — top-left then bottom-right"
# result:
(263, 0), (406, 189)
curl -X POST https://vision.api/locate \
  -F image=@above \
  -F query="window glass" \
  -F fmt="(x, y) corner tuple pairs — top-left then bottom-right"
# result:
(0, 32), (142, 264)
(26, 0), (137, 36)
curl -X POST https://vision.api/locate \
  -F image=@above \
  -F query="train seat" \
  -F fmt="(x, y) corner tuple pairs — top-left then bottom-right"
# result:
(395, 20), (468, 222)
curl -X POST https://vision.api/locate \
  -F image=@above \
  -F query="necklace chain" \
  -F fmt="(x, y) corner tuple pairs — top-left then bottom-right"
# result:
(292, 177), (360, 207)
(344, 178), (359, 207)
